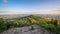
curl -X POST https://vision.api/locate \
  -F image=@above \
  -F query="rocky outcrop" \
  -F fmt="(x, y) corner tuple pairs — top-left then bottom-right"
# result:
(0, 25), (54, 34)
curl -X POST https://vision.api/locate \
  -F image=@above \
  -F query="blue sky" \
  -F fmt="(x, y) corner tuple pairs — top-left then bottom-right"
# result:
(0, 0), (60, 14)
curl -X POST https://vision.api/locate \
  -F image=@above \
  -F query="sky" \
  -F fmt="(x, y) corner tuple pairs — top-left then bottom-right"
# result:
(0, 0), (60, 15)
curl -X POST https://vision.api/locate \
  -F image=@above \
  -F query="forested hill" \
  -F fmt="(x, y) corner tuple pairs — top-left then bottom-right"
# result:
(0, 15), (60, 34)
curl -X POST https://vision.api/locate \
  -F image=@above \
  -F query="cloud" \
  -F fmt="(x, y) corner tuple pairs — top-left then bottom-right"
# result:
(32, 10), (60, 14)
(53, 5), (60, 10)
(1, 0), (8, 7)
(0, 9), (30, 14)
(0, 11), (8, 13)
(3, 0), (8, 3)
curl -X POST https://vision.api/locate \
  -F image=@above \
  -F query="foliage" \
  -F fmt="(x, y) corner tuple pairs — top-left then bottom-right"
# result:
(0, 15), (60, 34)
(0, 18), (6, 32)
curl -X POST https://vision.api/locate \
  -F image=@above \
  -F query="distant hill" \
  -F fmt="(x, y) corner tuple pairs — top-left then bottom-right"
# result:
(0, 14), (60, 21)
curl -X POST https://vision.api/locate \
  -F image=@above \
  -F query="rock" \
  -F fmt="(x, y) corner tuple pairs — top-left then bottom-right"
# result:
(0, 25), (54, 34)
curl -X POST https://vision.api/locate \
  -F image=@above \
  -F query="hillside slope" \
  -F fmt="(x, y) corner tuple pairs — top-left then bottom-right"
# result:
(0, 25), (54, 34)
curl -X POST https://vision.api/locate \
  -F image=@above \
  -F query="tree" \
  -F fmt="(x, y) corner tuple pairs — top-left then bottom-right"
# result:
(0, 18), (6, 32)
(50, 18), (58, 26)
